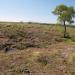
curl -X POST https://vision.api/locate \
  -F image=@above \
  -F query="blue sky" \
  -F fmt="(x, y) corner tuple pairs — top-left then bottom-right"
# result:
(0, 0), (75, 23)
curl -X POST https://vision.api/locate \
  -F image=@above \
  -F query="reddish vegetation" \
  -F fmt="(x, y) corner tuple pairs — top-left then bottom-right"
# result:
(0, 23), (75, 75)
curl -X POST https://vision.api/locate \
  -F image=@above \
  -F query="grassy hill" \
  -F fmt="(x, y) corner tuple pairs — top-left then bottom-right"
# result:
(0, 22), (75, 75)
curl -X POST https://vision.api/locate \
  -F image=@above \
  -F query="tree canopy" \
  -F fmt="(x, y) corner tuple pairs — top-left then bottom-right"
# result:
(53, 4), (75, 38)
(53, 4), (75, 24)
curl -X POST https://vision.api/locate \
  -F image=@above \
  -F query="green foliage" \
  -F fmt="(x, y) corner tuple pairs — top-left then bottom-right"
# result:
(53, 4), (75, 38)
(53, 4), (75, 24)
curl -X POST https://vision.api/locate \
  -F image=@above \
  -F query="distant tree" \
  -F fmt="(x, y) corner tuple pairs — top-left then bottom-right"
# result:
(53, 4), (75, 38)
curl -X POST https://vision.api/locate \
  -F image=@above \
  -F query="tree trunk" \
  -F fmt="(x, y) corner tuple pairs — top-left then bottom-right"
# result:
(63, 21), (67, 38)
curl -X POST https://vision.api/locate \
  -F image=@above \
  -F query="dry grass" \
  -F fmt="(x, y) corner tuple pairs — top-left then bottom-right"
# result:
(0, 22), (75, 75)
(0, 43), (75, 75)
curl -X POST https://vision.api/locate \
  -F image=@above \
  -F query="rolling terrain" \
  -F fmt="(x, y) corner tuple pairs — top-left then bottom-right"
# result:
(0, 22), (75, 75)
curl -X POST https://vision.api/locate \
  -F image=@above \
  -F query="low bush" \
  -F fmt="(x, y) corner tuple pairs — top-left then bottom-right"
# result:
(37, 56), (49, 65)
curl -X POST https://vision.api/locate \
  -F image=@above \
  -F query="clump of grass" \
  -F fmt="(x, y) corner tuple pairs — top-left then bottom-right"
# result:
(37, 55), (49, 65)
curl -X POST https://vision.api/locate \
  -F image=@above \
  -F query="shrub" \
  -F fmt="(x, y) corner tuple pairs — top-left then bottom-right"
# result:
(55, 37), (63, 42)
(0, 43), (4, 50)
(37, 56), (49, 65)
(16, 43), (26, 50)
(28, 22), (32, 24)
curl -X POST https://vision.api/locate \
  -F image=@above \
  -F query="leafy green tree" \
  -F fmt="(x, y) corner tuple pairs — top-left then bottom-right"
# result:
(53, 4), (75, 38)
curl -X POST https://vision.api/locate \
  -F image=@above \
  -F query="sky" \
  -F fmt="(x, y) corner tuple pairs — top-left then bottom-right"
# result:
(0, 0), (75, 23)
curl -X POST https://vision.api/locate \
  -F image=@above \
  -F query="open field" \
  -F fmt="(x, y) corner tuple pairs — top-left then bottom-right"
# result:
(0, 22), (75, 75)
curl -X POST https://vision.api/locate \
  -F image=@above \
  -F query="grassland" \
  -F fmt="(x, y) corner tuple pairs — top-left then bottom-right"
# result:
(0, 22), (75, 75)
